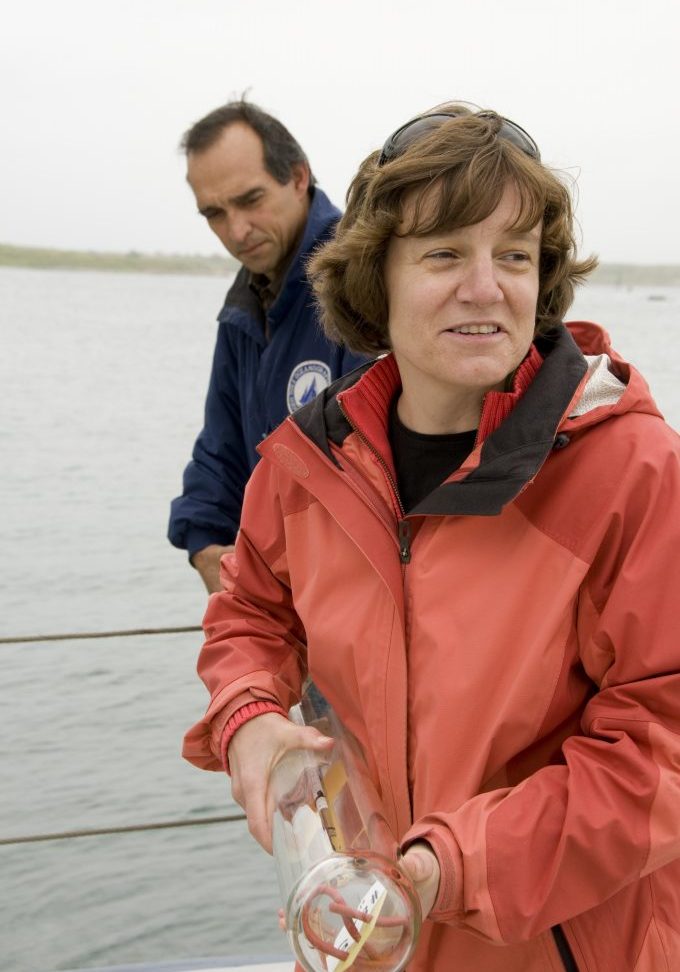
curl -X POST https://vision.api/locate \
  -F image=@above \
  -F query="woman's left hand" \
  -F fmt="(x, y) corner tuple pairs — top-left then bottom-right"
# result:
(400, 841), (441, 918)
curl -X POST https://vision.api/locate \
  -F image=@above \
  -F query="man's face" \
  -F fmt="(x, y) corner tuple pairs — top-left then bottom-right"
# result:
(187, 123), (310, 279)
(384, 183), (541, 434)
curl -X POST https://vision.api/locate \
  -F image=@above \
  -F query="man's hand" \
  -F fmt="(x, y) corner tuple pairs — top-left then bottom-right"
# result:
(228, 712), (334, 853)
(191, 544), (235, 593)
(400, 842), (441, 919)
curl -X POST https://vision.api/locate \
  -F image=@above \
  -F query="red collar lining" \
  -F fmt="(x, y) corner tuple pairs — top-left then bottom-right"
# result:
(477, 343), (544, 443)
(337, 344), (544, 465)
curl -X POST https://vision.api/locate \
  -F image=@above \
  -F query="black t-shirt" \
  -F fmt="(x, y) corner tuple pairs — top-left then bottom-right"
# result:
(389, 399), (477, 513)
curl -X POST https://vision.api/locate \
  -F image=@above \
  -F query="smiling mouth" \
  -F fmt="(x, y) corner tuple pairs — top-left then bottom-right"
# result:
(447, 323), (502, 335)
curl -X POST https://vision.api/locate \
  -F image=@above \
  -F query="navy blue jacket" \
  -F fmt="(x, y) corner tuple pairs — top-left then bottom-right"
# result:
(168, 188), (366, 556)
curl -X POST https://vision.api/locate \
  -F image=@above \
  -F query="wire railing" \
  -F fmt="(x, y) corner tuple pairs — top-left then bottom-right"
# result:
(0, 625), (202, 645)
(0, 623), (233, 849)
(0, 814), (247, 847)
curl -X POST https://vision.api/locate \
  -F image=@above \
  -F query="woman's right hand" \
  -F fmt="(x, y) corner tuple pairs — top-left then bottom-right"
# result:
(227, 711), (334, 853)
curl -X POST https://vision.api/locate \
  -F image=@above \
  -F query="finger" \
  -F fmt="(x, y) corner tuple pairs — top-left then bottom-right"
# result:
(402, 847), (434, 884)
(261, 786), (276, 855)
(238, 775), (270, 850)
(230, 772), (245, 810)
(247, 801), (272, 851)
(230, 769), (246, 810)
(401, 845), (440, 918)
(293, 725), (335, 751)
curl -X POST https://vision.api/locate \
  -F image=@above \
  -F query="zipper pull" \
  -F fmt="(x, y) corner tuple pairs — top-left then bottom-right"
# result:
(398, 519), (412, 564)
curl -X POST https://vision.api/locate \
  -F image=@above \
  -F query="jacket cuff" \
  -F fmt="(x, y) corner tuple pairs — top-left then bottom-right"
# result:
(220, 700), (287, 773)
(401, 819), (465, 922)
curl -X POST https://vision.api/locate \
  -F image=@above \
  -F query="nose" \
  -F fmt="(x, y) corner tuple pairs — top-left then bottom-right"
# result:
(455, 256), (503, 306)
(227, 210), (253, 248)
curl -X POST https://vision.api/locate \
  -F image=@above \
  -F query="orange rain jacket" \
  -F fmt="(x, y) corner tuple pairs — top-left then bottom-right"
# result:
(184, 321), (680, 971)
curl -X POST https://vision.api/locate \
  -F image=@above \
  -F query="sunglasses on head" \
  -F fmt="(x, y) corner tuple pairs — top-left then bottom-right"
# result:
(378, 109), (540, 166)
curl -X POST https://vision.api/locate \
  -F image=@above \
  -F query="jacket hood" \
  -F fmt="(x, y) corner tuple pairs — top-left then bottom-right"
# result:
(561, 320), (662, 433)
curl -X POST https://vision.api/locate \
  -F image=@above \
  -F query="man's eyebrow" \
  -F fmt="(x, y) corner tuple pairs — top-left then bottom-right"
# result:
(231, 187), (265, 206)
(197, 186), (265, 217)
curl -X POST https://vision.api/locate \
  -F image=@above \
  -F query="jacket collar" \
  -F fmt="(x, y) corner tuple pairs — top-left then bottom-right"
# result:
(269, 187), (340, 323)
(291, 324), (589, 516)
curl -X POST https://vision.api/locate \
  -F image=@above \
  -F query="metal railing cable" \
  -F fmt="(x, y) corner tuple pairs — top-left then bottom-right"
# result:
(1, 624), (237, 849)
(0, 813), (247, 846)
(0, 625), (202, 645)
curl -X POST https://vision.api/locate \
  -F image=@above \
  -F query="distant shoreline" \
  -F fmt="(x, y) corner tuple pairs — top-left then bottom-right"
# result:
(591, 264), (680, 286)
(0, 243), (238, 277)
(1, 242), (679, 286)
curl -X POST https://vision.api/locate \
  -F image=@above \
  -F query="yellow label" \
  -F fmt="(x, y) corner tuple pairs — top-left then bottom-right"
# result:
(321, 759), (348, 851)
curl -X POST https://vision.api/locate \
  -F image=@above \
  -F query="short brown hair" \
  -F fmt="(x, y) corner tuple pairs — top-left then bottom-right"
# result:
(309, 106), (597, 354)
(180, 99), (315, 187)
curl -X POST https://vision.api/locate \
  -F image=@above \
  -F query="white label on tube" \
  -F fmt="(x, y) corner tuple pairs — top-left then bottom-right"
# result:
(326, 879), (388, 971)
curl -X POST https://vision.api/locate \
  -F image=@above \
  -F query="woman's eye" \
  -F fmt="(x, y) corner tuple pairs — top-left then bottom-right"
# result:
(503, 251), (531, 263)
(426, 250), (456, 261)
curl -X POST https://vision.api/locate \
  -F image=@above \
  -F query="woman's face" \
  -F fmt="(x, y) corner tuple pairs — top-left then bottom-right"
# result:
(384, 184), (541, 433)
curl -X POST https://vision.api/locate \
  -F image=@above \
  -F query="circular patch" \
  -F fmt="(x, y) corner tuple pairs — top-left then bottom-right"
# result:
(287, 360), (332, 413)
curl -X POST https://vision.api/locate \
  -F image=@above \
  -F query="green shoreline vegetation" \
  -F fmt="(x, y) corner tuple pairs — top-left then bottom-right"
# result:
(1, 242), (679, 286)
(0, 243), (238, 277)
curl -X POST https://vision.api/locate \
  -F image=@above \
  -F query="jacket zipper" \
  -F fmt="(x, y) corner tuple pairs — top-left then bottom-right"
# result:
(337, 393), (413, 827)
(551, 926), (579, 971)
(398, 519), (412, 564)
(337, 396), (411, 563)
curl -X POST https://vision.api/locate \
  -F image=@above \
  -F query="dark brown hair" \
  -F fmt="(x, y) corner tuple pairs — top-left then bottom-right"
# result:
(309, 106), (596, 354)
(180, 99), (315, 186)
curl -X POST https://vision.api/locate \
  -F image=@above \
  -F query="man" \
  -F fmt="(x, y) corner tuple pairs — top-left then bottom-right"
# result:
(168, 100), (366, 592)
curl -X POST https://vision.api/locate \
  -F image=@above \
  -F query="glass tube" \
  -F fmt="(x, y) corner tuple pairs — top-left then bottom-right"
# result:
(271, 684), (420, 971)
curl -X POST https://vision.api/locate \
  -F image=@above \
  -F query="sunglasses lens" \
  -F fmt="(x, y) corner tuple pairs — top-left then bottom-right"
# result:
(379, 113), (459, 165)
(379, 112), (539, 165)
(497, 121), (540, 159)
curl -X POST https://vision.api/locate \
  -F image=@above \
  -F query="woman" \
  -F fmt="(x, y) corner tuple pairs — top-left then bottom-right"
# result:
(183, 105), (680, 970)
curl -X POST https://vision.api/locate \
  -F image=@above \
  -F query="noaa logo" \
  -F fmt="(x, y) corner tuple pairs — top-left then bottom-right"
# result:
(287, 360), (332, 413)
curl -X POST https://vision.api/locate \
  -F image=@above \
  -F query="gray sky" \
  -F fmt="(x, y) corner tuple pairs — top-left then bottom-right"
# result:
(2, 0), (679, 263)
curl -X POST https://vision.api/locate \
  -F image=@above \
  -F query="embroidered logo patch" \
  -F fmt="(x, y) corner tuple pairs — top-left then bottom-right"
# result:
(286, 360), (332, 413)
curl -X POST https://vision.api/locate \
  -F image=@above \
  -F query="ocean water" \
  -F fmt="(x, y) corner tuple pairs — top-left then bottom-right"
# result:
(0, 267), (678, 972)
